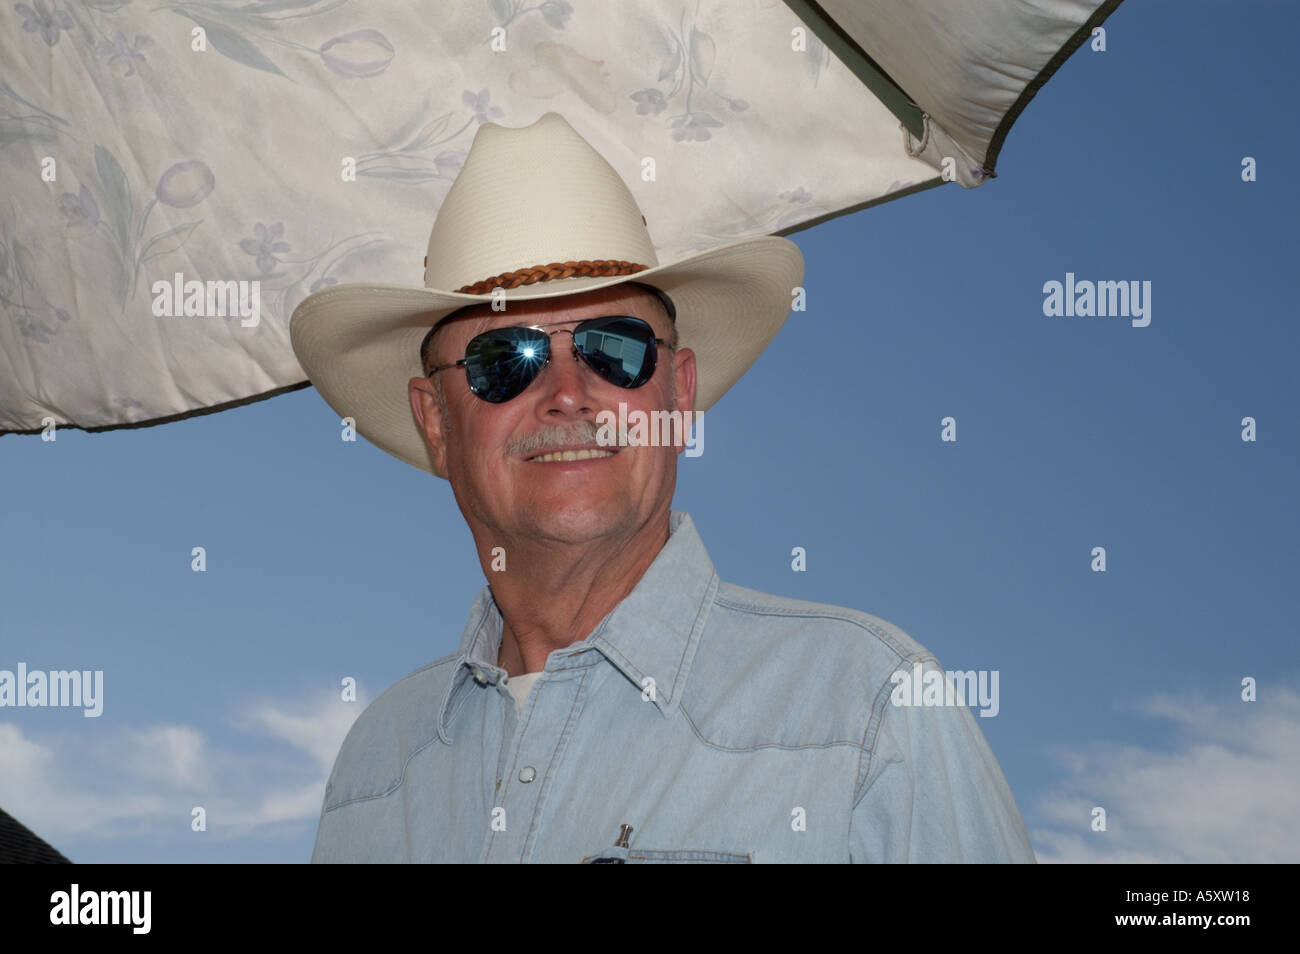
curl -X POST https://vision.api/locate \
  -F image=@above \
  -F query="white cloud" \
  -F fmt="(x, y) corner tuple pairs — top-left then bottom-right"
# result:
(123, 725), (209, 789)
(0, 722), (50, 779)
(0, 689), (361, 846)
(1031, 686), (1300, 863)
(244, 696), (360, 770)
(0, 722), (172, 839)
(250, 781), (334, 826)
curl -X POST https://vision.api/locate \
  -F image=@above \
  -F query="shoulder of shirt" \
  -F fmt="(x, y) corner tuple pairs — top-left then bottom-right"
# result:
(321, 651), (462, 811)
(711, 580), (935, 665)
(678, 581), (940, 753)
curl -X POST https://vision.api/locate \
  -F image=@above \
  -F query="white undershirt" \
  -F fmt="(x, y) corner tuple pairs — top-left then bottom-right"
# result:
(505, 671), (543, 712)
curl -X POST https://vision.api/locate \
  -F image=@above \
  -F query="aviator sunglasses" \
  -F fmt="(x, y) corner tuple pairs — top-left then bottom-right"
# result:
(424, 315), (669, 404)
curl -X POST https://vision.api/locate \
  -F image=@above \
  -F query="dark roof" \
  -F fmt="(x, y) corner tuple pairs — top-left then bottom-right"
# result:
(0, 806), (71, 863)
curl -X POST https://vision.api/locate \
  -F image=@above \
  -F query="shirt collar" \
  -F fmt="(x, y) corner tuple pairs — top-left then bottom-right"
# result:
(436, 510), (718, 741)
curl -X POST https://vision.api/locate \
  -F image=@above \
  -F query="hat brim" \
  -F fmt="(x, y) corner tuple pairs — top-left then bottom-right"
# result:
(289, 235), (804, 478)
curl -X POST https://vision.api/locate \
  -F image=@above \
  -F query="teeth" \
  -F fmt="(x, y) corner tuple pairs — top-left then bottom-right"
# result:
(531, 448), (615, 463)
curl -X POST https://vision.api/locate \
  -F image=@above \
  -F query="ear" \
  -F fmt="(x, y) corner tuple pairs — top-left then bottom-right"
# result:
(672, 346), (697, 416)
(409, 377), (450, 476)
(670, 346), (697, 458)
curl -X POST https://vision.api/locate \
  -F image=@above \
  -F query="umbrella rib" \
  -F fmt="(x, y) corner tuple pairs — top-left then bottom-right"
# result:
(781, 0), (925, 139)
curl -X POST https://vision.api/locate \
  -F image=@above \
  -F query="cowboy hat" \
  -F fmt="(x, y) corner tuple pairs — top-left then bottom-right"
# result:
(289, 111), (804, 479)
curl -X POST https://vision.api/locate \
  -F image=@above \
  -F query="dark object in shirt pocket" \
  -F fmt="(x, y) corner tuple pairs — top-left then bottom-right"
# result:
(582, 848), (752, 864)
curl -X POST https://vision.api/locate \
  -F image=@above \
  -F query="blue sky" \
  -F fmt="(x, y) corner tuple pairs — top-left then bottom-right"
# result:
(2, 0), (1297, 863)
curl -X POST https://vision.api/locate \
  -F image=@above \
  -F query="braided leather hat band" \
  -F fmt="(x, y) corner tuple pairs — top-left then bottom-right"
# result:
(452, 259), (650, 295)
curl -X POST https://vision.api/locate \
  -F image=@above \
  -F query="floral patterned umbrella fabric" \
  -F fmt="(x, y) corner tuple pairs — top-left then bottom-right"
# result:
(0, 0), (1121, 435)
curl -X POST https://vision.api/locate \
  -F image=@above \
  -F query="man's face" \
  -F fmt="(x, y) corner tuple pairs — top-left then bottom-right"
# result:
(409, 285), (697, 549)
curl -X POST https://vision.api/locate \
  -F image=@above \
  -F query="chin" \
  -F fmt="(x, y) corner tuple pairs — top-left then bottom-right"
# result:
(523, 495), (638, 545)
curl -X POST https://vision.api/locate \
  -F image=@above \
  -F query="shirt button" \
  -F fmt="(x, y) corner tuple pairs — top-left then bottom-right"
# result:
(518, 766), (537, 783)
(471, 667), (488, 685)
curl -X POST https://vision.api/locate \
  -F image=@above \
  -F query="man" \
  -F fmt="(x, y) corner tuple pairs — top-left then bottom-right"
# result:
(291, 112), (1034, 863)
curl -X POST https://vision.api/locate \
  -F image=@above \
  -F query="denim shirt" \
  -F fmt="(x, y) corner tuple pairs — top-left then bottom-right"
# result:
(312, 511), (1036, 863)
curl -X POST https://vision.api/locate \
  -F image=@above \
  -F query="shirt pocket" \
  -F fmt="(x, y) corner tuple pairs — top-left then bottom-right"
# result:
(583, 847), (752, 863)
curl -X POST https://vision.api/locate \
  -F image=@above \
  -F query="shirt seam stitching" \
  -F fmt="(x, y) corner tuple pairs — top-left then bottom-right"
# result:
(321, 731), (446, 812)
(711, 595), (919, 659)
(323, 655), (464, 811)
(677, 700), (866, 752)
(853, 650), (940, 803)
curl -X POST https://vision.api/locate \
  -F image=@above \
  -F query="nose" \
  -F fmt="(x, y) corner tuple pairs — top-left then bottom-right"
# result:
(532, 331), (598, 419)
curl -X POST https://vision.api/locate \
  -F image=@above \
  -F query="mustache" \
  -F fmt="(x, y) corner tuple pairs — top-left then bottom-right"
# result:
(505, 420), (602, 458)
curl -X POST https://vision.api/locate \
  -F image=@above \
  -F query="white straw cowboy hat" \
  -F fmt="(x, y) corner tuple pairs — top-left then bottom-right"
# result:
(290, 111), (804, 479)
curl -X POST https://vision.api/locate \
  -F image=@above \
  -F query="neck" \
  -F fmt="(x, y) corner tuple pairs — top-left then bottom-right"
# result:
(481, 511), (672, 676)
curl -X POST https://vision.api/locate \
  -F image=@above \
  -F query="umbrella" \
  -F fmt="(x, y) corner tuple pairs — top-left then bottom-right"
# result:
(0, 0), (1123, 437)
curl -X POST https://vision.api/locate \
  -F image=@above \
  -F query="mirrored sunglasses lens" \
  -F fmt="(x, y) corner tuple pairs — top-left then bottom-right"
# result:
(573, 318), (656, 388)
(465, 328), (549, 403)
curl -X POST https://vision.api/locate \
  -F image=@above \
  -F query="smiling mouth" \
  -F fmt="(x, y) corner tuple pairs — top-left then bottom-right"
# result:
(527, 448), (618, 463)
